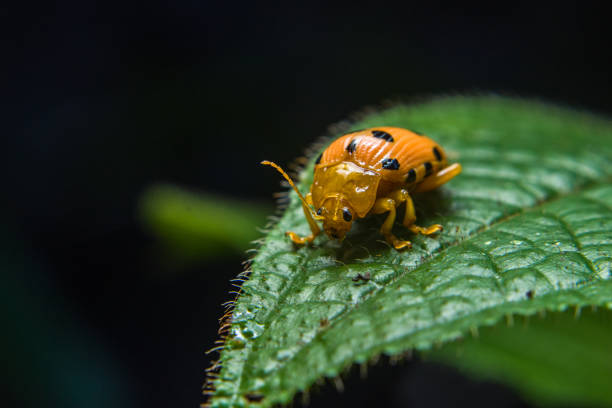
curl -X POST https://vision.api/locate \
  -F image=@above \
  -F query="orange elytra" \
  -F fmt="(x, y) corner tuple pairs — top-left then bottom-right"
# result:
(262, 126), (462, 250)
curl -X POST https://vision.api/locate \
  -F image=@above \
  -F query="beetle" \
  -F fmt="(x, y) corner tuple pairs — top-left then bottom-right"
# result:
(262, 126), (461, 249)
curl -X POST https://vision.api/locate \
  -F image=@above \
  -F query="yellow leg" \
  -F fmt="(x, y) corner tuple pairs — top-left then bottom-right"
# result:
(371, 197), (412, 250)
(385, 189), (442, 236)
(401, 192), (442, 235)
(414, 163), (462, 193)
(287, 193), (321, 245)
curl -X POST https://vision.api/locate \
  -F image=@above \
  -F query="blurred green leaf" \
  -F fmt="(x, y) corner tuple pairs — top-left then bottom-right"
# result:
(139, 185), (270, 263)
(429, 308), (612, 407)
(207, 96), (612, 407)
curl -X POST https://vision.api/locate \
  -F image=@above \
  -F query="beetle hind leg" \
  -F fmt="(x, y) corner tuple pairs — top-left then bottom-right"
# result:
(401, 191), (443, 236)
(408, 224), (442, 235)
(371, 197), (412, 250)
(386, 189), (442, 237)
(403, 163), (462, 234)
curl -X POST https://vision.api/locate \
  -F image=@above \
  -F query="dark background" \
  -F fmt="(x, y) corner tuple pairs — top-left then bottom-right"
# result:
(4, 2), (611, 407)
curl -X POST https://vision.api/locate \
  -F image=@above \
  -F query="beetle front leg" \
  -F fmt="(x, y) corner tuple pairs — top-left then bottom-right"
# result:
(287, 193), (321, 245)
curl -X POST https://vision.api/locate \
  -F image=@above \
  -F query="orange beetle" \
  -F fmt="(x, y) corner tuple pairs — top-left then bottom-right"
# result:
(263, 127), (461, 249)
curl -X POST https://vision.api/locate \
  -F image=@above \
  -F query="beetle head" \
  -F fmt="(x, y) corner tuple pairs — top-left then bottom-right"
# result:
(317, 197), (354, 241)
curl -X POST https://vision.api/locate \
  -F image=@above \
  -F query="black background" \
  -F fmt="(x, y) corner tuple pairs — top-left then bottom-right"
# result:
(4, 2), (611, 407)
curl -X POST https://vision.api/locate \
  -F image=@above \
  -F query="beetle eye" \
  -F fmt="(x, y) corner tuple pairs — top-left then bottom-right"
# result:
(317, 208), (323, 216)
(342, 208), (352, 222)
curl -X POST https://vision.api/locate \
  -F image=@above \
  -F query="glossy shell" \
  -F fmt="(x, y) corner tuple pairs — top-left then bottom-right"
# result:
(316, 126), (448, 186)
(311, 127), (451, 218)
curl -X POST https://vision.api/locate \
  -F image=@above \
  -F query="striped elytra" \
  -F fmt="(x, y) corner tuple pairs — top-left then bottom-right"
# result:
(317, 126), (447, 186)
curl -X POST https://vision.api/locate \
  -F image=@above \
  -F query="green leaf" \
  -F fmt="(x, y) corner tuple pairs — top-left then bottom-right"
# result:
(428, 307), (612, 407)
(139, 185), (269, 264)
(207, 96), (612, 407)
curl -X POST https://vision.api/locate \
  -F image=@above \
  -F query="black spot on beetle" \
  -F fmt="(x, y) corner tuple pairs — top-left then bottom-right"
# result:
(424, 161), (433, 176)
(371, 130), (394, 142)
(406, 168), (416, 183)
(317, 208), (323, 216)
(315, 153), (322, 165)
(346, 139), (358, 153)
(343, 208), (352, 222)
(433, 147), (442, 161)
(381, 158), (400, 170)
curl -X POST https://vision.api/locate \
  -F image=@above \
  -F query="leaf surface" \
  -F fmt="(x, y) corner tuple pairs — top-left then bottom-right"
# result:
(208, 96), (612, 407)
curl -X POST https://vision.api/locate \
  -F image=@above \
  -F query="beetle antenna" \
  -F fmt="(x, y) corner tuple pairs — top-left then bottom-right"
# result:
(261, 160), (323, 220)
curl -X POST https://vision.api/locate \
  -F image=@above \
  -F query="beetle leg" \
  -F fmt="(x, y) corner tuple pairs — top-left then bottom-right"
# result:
(413, 163), (462, 193)
(287, 193), (321, 245)
(371, 197), (412, 250)
(387, 189), (442, 236)
(402, 192), (443, 235)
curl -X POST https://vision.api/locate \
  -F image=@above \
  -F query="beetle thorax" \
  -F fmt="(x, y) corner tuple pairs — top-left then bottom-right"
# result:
(311, 161), (383, 241)
(311, 161), (382, 219)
